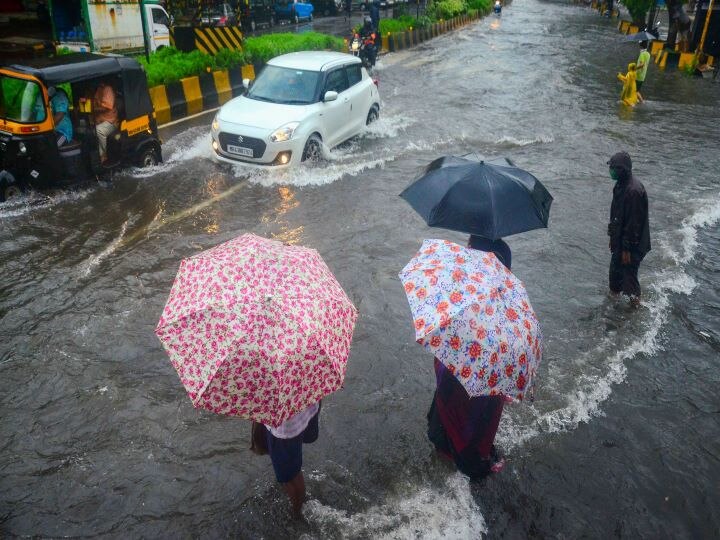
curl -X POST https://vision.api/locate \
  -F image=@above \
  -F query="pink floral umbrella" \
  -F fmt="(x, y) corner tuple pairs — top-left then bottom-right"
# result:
(398, 239), (542, 400)
(155, 234), (358, 428)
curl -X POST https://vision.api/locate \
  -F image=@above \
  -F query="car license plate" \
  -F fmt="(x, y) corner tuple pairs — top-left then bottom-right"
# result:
(227, 144), (253, 157)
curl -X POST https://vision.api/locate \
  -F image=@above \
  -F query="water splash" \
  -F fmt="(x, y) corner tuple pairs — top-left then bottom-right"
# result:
(498, 196), (720, 449)
(304, 473), (486, 539)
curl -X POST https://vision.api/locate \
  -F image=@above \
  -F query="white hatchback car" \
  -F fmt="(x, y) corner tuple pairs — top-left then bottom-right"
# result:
(211, 51), (381, 167)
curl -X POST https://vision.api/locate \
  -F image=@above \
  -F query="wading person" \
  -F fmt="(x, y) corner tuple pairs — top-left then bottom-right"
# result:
(93, 82), (118, 164)
(635, 41), (651, 102)
(264, 401), (321, 518)
(425, 234), (513, 479)
(617, 63), (639, 106)
(607, 152), (651, 307)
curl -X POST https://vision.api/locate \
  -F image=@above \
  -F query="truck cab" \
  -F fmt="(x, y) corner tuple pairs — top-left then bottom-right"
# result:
(48, 0), (171, 54)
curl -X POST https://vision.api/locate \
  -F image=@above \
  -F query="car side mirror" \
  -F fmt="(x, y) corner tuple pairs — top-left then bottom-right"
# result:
(323, 91), (338, 102)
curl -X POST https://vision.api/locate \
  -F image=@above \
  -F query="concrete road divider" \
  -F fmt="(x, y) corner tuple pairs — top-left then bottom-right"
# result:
(149, 64), (256, 125)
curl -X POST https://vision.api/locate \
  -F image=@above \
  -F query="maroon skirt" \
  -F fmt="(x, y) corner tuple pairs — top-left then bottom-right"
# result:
(427, 358), (504, 479)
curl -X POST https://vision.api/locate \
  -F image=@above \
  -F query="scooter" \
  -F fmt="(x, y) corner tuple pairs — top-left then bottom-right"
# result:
(348, 33), (377, 70)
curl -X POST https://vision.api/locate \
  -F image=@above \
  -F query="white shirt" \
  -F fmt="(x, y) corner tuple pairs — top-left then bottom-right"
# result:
(266, 402), (320, 439)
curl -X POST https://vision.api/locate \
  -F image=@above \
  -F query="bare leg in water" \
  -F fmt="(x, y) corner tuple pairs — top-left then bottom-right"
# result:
(282, 471), (306, 518)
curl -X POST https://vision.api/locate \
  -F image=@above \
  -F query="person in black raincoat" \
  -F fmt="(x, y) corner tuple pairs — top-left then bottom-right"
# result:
(607, 152), (651, 306)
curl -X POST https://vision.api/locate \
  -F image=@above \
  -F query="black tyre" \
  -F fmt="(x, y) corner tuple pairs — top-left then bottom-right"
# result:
(366, 105), (379, 125)
(0, 182), (22, 203)
(301, 134), (323, 162)
(137, 147), (159, 168)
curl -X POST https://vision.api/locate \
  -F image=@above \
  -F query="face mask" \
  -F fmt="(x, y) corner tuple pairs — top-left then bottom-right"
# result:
(609, 168), (620, 181)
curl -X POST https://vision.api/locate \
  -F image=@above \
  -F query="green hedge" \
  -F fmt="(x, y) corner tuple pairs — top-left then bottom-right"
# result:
(377, 0), (491, 34)
(139, 32), (344, 87)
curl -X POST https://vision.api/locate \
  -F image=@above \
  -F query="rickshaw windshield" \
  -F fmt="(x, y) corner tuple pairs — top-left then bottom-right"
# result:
(0, 75), (46, 123)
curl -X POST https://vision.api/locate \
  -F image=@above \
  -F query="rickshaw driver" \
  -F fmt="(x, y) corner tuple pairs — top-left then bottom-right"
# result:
(93, 82), (118, 164)
(48, 86), (73, 147)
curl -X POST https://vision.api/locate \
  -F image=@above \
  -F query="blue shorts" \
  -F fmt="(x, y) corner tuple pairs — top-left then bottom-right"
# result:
(266, 407), (320, 483)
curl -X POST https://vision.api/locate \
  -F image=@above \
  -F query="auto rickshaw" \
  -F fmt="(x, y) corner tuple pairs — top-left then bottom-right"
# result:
(0, 53), (162, 202)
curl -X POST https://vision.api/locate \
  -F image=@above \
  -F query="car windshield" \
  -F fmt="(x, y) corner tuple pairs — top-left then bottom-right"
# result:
(0, 75), (46, 123)
(247, 65), (319, 105)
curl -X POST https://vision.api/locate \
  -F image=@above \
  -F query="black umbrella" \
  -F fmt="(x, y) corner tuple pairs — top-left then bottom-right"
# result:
(399, 156), (553, 240)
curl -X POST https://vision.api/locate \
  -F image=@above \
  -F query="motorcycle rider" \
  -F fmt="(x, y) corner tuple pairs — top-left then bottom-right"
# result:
(359, 15), (379, 68)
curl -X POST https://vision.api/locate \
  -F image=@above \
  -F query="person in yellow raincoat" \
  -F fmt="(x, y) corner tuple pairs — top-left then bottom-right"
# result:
(617, 62), (639, 106)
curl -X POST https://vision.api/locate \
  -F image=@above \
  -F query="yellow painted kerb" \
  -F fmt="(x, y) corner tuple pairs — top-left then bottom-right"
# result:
(181, 76), (203, 116)
(678, 52), (695, 70)
(241, 64), (256, 80)
(148, 85), (171, 125)
(213, 70), (233, 105)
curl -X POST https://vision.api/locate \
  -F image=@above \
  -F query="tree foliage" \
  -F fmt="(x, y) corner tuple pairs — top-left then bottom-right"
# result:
(622, 0), (655, 25)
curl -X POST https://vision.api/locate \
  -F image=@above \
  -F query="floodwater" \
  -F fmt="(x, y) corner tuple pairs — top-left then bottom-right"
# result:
(2, 0), (719, 537)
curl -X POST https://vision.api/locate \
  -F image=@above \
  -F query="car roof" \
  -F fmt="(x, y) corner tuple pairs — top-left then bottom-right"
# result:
(268, 51), (361, 72)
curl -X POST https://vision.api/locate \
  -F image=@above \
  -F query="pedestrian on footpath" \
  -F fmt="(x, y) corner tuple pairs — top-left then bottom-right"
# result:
(261, 402), (322, 519)
(635, 41), (651, 102)
(606, 152), (651, 308)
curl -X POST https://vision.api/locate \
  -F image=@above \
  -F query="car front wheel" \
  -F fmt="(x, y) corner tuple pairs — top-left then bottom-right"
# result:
(302, 134), (323, 162)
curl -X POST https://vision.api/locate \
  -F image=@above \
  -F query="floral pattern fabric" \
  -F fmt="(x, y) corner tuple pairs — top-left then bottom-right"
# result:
(399, 239), (542, 399)
(156, 234), (358, 428)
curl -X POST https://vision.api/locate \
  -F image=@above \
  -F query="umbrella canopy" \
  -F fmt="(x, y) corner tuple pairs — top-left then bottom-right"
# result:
(400, 157), (553, 240)
(398, 239), (542, 399)
(624, 31), (656, 42)
(155, 234), (358, 428)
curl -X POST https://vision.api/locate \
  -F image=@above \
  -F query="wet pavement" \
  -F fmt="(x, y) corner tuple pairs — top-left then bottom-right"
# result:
(1, 0), (720, 537)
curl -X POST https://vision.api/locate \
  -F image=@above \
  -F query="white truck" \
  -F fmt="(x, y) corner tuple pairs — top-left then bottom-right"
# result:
(48, 0), (171, 54)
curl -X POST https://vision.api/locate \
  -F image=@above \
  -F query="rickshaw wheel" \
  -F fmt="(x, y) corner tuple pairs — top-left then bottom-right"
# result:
(138, 148), (159, 168)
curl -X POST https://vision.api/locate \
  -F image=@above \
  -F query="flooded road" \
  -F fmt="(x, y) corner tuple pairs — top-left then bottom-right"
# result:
(2, 0), (720, 537)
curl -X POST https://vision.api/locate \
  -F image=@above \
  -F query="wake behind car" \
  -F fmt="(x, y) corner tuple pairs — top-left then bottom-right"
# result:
(211, 51), (380, 167)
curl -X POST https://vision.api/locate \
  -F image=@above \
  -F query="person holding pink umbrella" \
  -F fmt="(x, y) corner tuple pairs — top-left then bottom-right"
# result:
(156, 234), (357, 518)
(261, 401), (321, 518)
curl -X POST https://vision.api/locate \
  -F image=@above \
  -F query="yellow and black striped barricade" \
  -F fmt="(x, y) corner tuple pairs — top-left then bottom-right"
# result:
(170, 25), (244, 54)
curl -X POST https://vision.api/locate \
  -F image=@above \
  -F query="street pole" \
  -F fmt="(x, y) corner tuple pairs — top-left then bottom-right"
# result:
(696, 0), (715, 55)
(140, 0), (151, 62)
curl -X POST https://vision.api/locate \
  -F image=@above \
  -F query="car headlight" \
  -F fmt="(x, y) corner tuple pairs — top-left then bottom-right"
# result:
(211, 115), (220, 132)
(270, 122), (300, 143)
